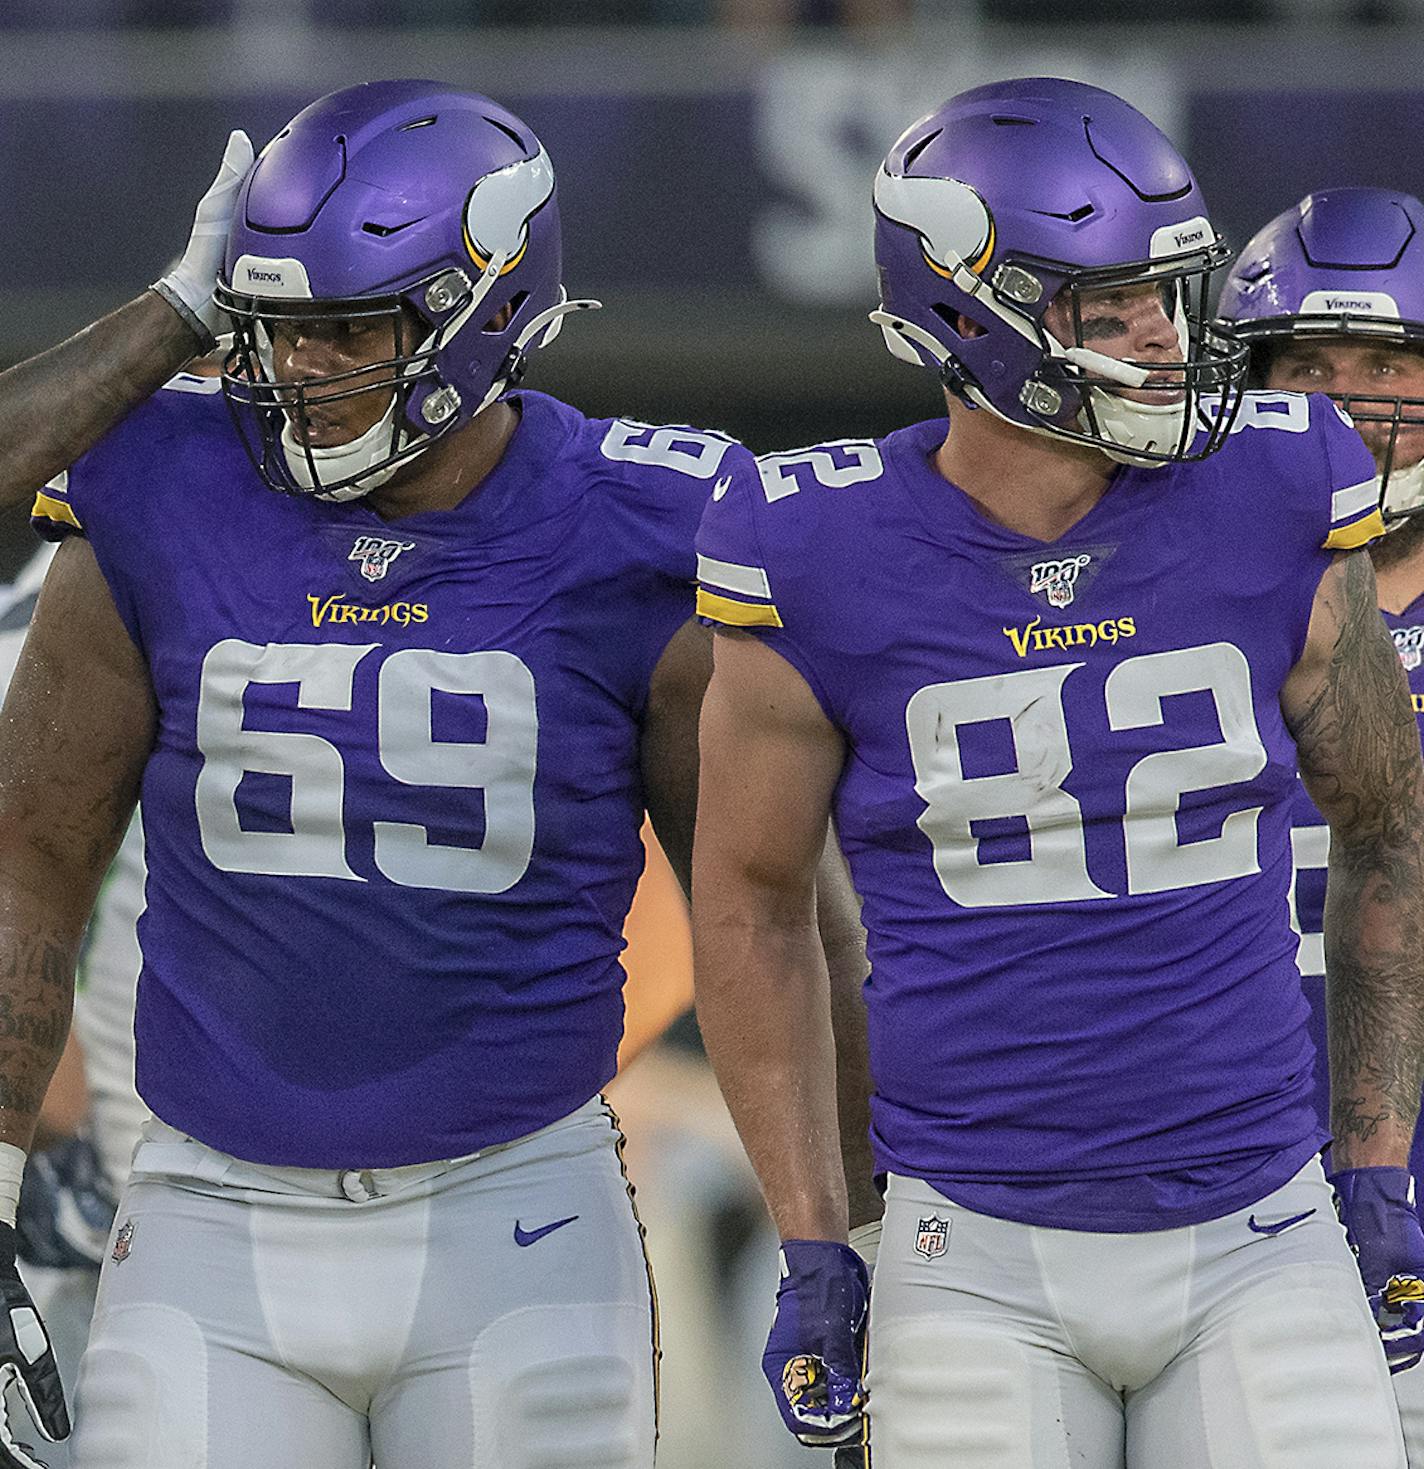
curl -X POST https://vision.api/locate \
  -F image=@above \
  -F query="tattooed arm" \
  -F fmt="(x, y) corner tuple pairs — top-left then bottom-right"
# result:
(0, 538), (153, 1147)
(0, 294), (205, 512)
(1282, 549), (1424, 1168)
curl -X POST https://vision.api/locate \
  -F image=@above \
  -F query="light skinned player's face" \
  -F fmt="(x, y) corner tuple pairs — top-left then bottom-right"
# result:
(1265, 339), (1424, 473)
(1042, 279), (1186, 405)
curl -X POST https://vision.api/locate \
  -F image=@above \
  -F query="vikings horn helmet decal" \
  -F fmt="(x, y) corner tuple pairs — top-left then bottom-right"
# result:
(872, 171), (997, 284)
(1218, 187), (1424, 524)
(462, 144), (555, 275)
(870, 77), (1247, 467)
(217, 81), (598, 502)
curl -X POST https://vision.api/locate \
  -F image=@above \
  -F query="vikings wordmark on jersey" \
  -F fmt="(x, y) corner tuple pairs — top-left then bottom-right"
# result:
(698, 390), (1379, 1234)
(32, 383), (751, 1169)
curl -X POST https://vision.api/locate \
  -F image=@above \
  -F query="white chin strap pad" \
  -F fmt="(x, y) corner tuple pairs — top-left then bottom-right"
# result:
(280, 400), (410, 502)
(1385, 459), (1424, 522)
(1084, 387), (1193, 469)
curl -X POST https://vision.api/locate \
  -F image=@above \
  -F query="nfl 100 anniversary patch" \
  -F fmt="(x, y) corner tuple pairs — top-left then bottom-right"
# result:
(914, 1214), (950, 1260)
(997, 544), (1117, 611)
(349, 534), (417, 584)
(1395, 623), (1424, 671)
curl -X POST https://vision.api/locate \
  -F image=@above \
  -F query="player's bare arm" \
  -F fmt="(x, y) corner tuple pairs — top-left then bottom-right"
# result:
(1284, 548), (1424, 1167)
(644, 616), (876, 1226)
(0, 129), (252, 512)
(0, 538), (153, 1149)
(0, 296), (204, 512)
(692, 627), (849, 1240)
(641, 616), (713, 897)
(817, 841), (878, 1231)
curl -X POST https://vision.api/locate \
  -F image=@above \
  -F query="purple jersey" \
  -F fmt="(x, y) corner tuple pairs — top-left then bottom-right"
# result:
(33, 379), (749, 1167)
(697, 391), (1380, 1232)
(1290, 589), (1424, 1190)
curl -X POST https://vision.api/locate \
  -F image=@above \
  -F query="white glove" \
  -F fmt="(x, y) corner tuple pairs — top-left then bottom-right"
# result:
(152, 129), (255, 346)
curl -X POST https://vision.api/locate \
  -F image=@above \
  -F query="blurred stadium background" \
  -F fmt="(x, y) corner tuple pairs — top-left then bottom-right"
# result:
(2, 3), (1419, 1463)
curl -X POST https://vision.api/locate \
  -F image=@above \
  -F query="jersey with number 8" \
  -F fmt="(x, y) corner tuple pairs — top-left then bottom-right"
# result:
(696, 390), (1381, 1232)
(34, 381), (741, 1167)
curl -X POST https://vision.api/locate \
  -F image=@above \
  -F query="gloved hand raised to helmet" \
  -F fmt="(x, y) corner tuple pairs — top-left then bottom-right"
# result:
(152, 129), (255, 349)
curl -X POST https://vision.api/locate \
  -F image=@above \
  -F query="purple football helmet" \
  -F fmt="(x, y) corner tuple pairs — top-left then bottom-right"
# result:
(1218, 188), (1424, 523)
(216, 80), (595, 501)
(871, 77), (1247, 466)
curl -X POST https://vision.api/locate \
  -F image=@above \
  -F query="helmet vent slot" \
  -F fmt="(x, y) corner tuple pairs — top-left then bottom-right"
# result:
(400, 116), (438, 131)
(991, 115), (1036, 126)
(902, 130), (941, 170)
(484, 116), (528, 150)
(1033, 203), (1095, 222)
(361, 218), (424, 237)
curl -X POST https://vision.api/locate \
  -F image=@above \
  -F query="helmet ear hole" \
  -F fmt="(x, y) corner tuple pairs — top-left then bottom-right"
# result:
(932, 302), (991, 340)
(482, 292), (527, 334)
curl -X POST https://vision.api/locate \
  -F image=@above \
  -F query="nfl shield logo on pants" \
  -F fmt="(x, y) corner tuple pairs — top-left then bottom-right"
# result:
(914, 1214), (950, 1260)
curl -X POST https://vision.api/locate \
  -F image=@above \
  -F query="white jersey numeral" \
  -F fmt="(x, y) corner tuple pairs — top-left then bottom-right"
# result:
(196, 641), (373, 881)
(757, 441), (884, 502)
(1225, 392), (1311, 435)
(195, 641), (539, 892)
(599, 420), (734, 479)
(906, 663), (1110, 907)
(1106, 644), (1266, 894)
(905, 642), (1267, 907)
(1289, 823), (1330, 977)
(374, 649), (537, 893)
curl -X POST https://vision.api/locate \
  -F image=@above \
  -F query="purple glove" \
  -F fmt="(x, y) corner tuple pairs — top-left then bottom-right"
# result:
(763, 1239), (869, 1447)
(1330, 1166), (1424, 1372)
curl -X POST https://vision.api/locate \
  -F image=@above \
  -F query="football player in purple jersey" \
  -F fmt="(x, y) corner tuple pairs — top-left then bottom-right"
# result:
(693, 78), (1424, 1467)
(1219, 186), (1424, 1462)
(0, 79), (866, 1469)
(0, 130), (253, 512)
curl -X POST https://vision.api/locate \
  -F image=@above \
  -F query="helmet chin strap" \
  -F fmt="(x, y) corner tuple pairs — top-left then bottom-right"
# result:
(1085, 387), (1195, 468)
(871, 302), (1197, 468)
(279, 298), (603, 499)
(280, 400), (411, 502)
(1384, 458), (1424, 523)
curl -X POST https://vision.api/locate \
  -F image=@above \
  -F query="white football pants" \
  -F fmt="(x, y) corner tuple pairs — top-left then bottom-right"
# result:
(1393, 1345), (1424, 1467)
(867, 1158), (1406, 1468)
(66, 1096), (657, 1469)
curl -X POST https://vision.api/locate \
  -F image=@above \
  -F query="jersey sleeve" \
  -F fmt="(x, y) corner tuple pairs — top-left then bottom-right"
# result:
(694, 458), (783, 630)
(30, 467), (85, 541)
(30, 370), (222, 545)
(695, 441), (862, 725)
(1317, 396), (1385, 551)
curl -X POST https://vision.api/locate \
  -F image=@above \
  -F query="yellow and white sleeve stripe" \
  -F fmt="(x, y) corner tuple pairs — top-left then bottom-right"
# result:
(29, 470), (84, 537)
(1323, 477), (1385, 550)
(695, 553), (783, 628)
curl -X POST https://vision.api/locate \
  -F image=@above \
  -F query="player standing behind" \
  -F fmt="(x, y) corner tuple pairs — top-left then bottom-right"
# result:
(693, 78), (1423, 1467)
(0, 78), (864, 1469)
(1218, 186), (1424, 1464)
